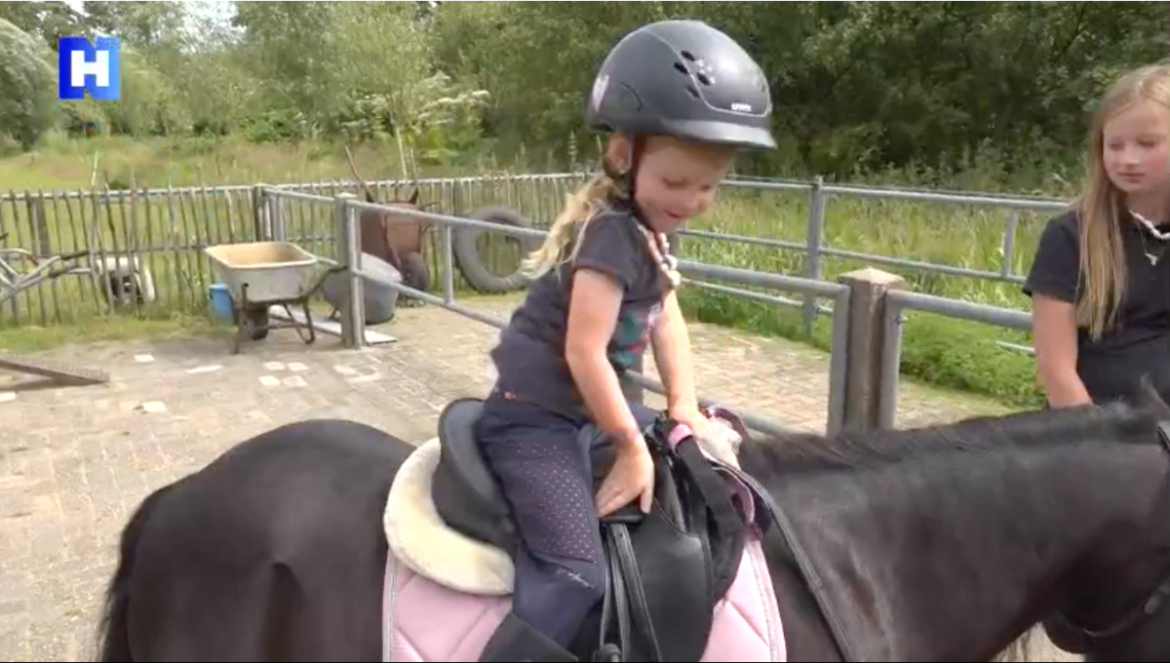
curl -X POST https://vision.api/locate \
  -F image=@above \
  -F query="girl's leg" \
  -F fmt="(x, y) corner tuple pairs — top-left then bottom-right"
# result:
(474, 397), (606, 659)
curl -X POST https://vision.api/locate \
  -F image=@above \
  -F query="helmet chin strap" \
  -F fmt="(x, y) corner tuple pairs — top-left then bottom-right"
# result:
(603, 136), (681, 289)
(603, 135), (642, 205)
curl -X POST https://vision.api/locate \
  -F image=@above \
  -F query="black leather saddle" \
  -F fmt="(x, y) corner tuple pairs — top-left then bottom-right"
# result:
(430, 397), (752, 662)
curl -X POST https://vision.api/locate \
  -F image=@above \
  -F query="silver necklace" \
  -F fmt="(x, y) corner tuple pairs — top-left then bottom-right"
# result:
(1129, 209), (1170, 265)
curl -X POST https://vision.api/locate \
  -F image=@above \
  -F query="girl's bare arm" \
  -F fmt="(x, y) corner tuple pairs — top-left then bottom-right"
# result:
(1032, 294), (1092, 408)
(565, 268), (643, 448)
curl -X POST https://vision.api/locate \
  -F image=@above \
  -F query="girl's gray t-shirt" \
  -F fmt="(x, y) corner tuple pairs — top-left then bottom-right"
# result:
(488, 202), (670, 418)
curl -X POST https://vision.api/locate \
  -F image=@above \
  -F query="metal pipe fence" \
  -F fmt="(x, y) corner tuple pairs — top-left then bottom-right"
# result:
(310, 189), (849, 438)
(0, 171), (1068, 332)
(310, 189), (1044, 436)
(0, 173), (593, 328)
(703, 177), (1068, 333)
(878, 289), (1034, 429)
(0, 171), (1059, 435)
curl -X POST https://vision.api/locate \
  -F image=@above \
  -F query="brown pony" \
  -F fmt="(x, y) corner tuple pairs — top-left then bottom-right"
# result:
(345, 146), (433, 302)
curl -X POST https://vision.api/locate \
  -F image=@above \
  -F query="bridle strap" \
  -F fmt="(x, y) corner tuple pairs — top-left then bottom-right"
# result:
(1080, 576), (1170, 641)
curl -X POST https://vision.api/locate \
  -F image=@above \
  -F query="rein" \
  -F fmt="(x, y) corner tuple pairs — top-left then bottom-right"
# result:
(715, 443), (863, 662)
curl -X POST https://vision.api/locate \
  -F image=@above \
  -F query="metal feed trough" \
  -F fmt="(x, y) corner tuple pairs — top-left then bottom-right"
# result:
(204, 241), (343, 354)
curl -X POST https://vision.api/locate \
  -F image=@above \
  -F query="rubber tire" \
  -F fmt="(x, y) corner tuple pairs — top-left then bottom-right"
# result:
(453, 205), (540, 294)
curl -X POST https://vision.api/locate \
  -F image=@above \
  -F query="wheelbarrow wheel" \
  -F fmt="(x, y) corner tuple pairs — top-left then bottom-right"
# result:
(400, 251), (430, 306)
(243, 308), (269, 341)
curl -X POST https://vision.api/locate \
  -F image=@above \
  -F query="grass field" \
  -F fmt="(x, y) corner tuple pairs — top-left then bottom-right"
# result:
(0, 134), (1067, 409)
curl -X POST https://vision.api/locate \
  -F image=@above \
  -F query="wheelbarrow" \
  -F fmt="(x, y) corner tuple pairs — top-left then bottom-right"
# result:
(204, 241), (343, 354)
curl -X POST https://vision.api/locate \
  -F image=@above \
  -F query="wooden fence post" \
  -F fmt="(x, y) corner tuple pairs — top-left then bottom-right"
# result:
(838, 267), (906, 431)
(252, 184), (269, 241)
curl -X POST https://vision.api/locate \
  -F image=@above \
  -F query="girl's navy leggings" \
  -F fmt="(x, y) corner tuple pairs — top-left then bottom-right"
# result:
(473, 393), (656, 647)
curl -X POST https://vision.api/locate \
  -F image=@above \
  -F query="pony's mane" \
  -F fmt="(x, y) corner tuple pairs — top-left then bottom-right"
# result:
(740, 398), (1167, 476)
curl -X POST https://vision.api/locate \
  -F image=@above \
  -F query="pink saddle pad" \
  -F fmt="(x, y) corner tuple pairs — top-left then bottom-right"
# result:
(381, 526), (787, 662)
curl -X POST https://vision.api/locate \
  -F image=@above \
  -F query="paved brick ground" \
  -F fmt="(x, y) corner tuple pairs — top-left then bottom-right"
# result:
(0, 295), (1064, 662)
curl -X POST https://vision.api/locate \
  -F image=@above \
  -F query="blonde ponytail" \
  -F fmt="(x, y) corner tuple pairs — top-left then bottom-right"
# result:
(521, 174), (620, 280)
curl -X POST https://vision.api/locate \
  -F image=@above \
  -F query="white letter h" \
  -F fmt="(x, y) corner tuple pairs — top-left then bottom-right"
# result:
(71, 49), (109, 88)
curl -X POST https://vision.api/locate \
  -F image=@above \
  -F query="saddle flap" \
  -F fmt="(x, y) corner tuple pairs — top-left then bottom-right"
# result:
(431, 398), (518, 556)
(618, 506), (713, 661)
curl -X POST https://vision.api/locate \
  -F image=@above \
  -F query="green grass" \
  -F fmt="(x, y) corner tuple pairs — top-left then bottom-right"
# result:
(0, 135), (1063, 410)
(3, 131), (467, 190)
(0, 309), (230, 353)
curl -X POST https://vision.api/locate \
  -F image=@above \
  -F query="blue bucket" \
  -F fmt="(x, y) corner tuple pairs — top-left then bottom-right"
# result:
(208, 283), (235, 321)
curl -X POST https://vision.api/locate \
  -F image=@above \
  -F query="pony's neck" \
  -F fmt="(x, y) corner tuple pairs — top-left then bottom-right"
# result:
(755, 418), (1168, 662)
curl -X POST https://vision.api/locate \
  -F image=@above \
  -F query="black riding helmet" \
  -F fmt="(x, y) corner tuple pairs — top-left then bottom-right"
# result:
(585, 19), (776, 151)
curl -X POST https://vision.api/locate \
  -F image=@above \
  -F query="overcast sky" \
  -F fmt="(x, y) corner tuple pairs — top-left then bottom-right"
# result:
(62, 0), (238, 32)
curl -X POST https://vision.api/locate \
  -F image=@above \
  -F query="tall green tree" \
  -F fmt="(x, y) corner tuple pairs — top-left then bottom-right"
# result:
(0, 18), (59, 149)
(0, 1), (85, 49)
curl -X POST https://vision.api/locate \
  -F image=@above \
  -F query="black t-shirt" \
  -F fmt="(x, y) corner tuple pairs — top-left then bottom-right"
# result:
(488, 199), (670, 418)
(1023, 209), (1170, 404)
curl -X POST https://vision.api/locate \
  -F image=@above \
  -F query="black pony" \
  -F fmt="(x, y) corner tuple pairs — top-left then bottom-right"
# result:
(93, 385), (1170, 662)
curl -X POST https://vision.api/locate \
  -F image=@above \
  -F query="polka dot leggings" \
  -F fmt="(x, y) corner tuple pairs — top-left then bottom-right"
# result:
(475, 396), (608, 648)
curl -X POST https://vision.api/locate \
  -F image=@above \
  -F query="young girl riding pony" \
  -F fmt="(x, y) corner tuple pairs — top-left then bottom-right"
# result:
(473, 19), (777, 662)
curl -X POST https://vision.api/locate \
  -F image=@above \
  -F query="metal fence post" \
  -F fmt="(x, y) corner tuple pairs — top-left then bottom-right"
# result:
(825, 286), (851, 436)
(801, 176), (825, 336)
(878, 294), (907, 430)
(623, 353), (646, 406)
(335, 192), (365, 349)
(439, 224), (455, 304)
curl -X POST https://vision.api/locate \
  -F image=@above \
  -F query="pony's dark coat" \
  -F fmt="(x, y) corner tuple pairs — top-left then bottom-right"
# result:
(94, 396), (1170, 662)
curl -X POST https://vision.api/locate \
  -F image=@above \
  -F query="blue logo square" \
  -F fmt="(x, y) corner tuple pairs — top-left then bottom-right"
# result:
(58, 36), (121, 101)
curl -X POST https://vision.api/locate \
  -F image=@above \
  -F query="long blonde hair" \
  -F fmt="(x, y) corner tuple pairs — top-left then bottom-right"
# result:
(521, 172), (621, 280)
(1075, 64), (1170, 340)
(522, 141), (680, 288)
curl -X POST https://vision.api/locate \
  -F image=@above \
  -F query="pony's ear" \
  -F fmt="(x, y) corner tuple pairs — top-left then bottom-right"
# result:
(408, 187), (420, 205)
(1136, 374), (1170, 416)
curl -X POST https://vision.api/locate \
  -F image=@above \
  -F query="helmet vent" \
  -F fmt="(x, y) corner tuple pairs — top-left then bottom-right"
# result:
(681, 50), (697, 62)
(674, 57), (713, 87)
(686, 84), (700, 100)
